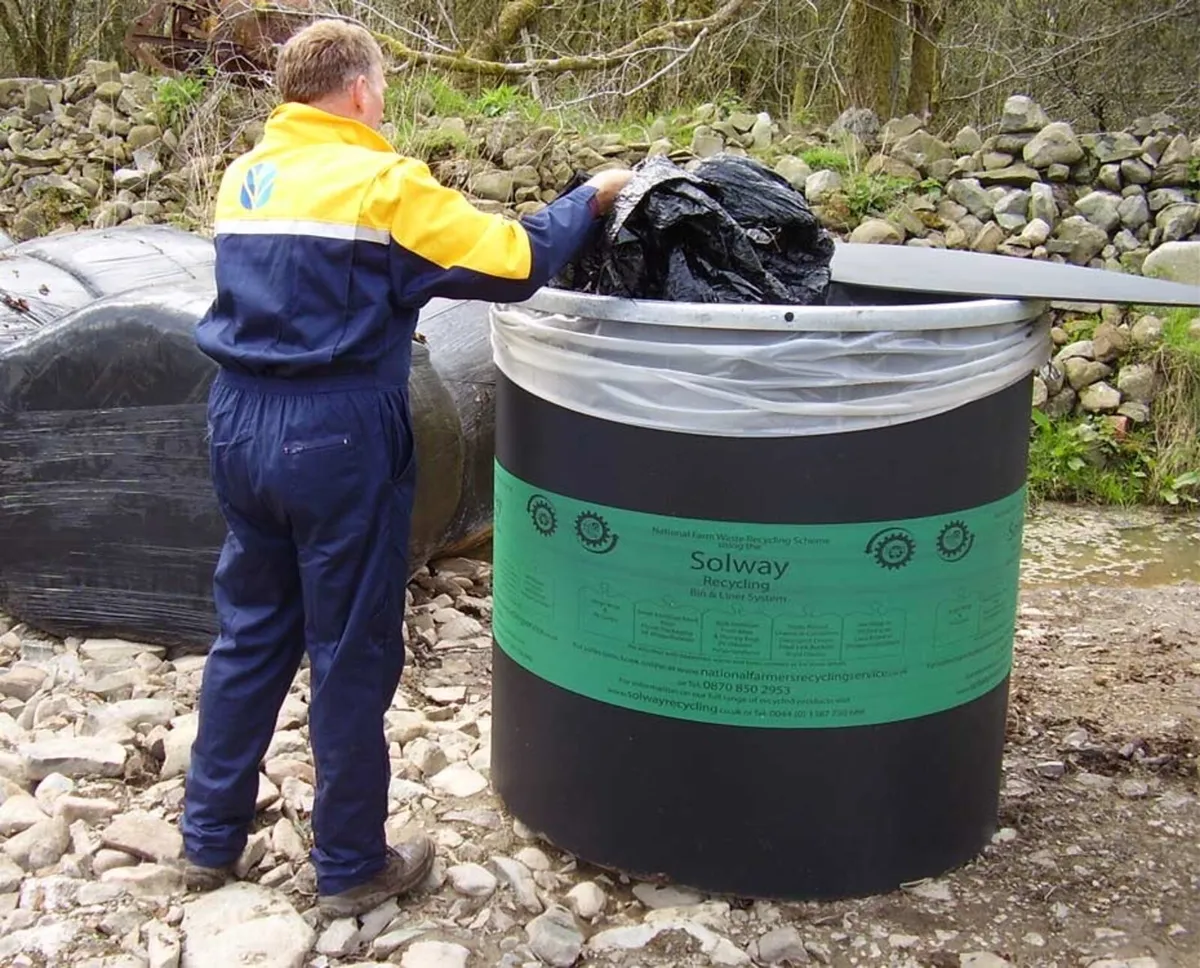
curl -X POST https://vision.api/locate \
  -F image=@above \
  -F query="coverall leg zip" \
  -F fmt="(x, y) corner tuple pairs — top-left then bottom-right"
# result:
(182, 369), (415, 895)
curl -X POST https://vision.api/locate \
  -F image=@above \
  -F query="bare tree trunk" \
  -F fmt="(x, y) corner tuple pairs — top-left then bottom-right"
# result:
(905, 0), (943, 118)
(845, 0), (906, 119)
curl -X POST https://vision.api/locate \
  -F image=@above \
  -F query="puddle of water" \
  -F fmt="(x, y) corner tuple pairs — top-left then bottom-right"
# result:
(459, 506), (1200, 590)
(1020, 502), (1200, 588)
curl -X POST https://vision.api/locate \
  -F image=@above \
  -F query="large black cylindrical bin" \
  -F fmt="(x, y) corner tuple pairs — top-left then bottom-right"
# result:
(489, 285), (1049, 899)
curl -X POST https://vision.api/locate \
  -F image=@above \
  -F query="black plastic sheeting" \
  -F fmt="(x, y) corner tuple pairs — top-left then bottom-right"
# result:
(0, 232), (495, 651)
(0, 225), (215, 347)
(555, 154), (835, 305)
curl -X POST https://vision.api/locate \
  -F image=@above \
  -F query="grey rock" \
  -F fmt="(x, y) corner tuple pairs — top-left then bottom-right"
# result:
(1118, 401), (1152, 424)
(1117, 364), (1157, 404)
(24, 84), (52, 116)
(880, 115), (923, 143)
(972, 163), (1041, 186)
(750, 113), (773, 150)
(102, 810), (183, 862)
(1054, 216), (1110, 265)
(961, 955), (1013, 968)
(468, 169), (514, 203)
(1036, 760), (1066, 778)
(774, 156), (812, 191)
(1156, 203), (1199, 242)
(1030, 183), (1057, 226)
(1160, 133), (1193, 166)
(399, 942), (471, 968)
(1016, 218), (1051, 247)
(564, 880), (607, 919)
(891, 130), (953, 170)
(1045, 388), (1077, 418)
(1079, 382), (1121, 413)
(89, 697), (174, 732)
(147, 922), (182, 968)
(1142, 242), (1200, 286)
(1147, 188), (1188, 212)
(1046, 163), (1072, 182)
(428, 762), (486, 798)
(1131, 315), (1164, 345)
(828, 108), (879, 143)
(2, 815), (70, 870)
(1117, 193), (1150, 230)
(1120, 158), (1152, 185)
(316, 917), (360, 957)
(1098, 163), (1123, 192)
(1027, 376), (1046, 410)
(0, 854), (24, 892)
(0, 794), (48, 835)
(947, 178), (994, 220)
(1064, 358), (1111, 390)
(526, 906), (584, 967)
(93, 847), (139, 873)
(447, 862), (496, 897)
(1000, 95), (1049, 133)
(1085, 131), (1144, 163)
(1023, 122), (1083, 168)
(954, 126), (983, 154)
(492, 855), (542, 913)
(993, 190), (1030, 230)
(1060, 343), (1099, 364)
(1074, 191), (1123, 233)
(0, 919), (84, 963)
(632, 882), (704, 908)
(161, 714), (199, 779)
(181, 882), (314, 968)
(849, 218), (903, 245)
(757, 926), (810, 965)
(972, 222), (1006, 253)
(691, 126), (724, 159)
(1091, 322), (1130, 362)
(1151, 161), (1191, 188)
(93, 201), (132, 228)
(20, 737), (126, 781)
(804, 169), (842, 203)
(0, 666), (47, 702)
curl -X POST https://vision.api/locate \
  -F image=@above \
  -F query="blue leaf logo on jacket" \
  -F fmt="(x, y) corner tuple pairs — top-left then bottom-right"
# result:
(239, 162), (277, 210)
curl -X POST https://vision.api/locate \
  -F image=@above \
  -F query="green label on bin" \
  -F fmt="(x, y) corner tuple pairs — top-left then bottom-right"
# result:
(492, 463), (1026, 729)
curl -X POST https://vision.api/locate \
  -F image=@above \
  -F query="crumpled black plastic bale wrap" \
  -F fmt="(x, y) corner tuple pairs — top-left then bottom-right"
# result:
(0, 224), (215, 347)
(0, 275), (496, 652)
(555, 153), (836, 304)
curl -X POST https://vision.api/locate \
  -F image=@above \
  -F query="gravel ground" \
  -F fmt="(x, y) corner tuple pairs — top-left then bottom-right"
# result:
(0, 554), (1195, 968)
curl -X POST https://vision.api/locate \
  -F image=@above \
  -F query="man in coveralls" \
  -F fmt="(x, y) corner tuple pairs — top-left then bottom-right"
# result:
(179, 19), (634, 918)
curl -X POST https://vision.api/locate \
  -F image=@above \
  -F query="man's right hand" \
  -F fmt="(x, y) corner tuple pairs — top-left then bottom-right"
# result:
(585, 169), (636, 215)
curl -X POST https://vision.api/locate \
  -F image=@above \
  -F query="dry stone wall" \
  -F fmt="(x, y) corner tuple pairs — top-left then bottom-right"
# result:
(1, 66), (1198, 430)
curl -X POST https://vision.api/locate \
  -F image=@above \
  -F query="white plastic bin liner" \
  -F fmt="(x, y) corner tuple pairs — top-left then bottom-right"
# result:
(491, 294), (1050, 437)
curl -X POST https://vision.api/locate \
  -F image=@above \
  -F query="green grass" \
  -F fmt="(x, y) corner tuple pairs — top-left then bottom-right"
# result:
(1028, 410), (1155, 506)
(1029, 307), (1200, 508)
(154, 74), (208, 130)
(843, 172), (915, 220)
(799, 146), (851, 173)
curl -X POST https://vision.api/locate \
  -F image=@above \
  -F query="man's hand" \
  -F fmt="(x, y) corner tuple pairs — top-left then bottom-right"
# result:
(585, 169), (636, 215)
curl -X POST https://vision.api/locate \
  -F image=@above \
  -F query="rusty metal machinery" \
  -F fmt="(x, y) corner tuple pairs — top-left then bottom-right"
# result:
(124, 0), (320, 79)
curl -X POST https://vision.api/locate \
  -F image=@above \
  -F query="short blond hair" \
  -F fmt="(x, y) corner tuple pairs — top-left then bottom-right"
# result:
(276, 19), (383, 104)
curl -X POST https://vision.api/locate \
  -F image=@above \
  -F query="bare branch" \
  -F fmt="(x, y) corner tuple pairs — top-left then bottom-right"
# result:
(374, 0), (755, 77)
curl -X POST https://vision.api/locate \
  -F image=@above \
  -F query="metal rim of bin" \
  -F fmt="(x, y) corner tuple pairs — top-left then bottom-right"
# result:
(517, 288), (1048, 334)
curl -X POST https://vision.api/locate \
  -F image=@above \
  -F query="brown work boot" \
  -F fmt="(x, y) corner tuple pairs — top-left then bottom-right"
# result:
(317, 835), (435, 919)
(179, 859), (235, 892)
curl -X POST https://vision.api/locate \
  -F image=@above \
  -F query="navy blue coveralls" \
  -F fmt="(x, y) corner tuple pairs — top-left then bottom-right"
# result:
(182, 101), (601, 895)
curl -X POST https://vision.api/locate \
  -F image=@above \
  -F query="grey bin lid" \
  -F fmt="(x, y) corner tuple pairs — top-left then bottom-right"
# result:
(830, 242), (1200, 307)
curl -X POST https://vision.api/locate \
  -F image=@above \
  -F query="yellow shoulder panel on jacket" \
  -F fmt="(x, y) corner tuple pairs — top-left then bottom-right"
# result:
(361, 158), (533, 280)
(214, 144), (395, 235)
